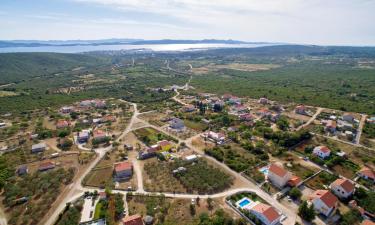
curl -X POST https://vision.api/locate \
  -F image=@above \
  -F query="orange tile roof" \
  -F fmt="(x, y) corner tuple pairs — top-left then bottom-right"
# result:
(114, 161), (132, 172)
(269, 163), (288, 177)
(318, 146), (331, 153)
(359, 167), (375, 180)
(251, 203), (280, 223)
(288, 175), (302, 187)
(123, 214), (143, 225)
(362, 220), (375, 225)
(331, 178), (355, 193)
(158, 140), (171, 147)
(309, 190), (338, 208)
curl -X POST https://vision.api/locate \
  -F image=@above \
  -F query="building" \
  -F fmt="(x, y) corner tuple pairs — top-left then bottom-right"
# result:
(258, 97), (269, 104)
(325, 120), (337, 133)
(267, 163), (292, 188)
(250, 202), (281, 225)
(239, 113), (254, 121)
(358, 167), (375, 183)
(38, 161), (55, 171)
(287, 175), (302, 187)
(157, 140), (172, 152)
(138, 146), (159, 160)
(330, 178), (355, 199)
(93, 130), (107, 142)
(256, 108), (272, 118)
(185, 154), (198, 162)
(201, 131), (226, 144)
(114, 161), (133, 181)
(313, 146), (331, 159)
(342, 113), (355, 123)
(17, 165), (28, 176)
(77, 130), (90, 143)
(31, 143), (47, 154)
(182, 105), (195, 112)
(60, 106), (74, 114)
(309, 190), (338, 217)
(99, 191), (107, 200)
(123, 214), (144, 225)
(169, 118), (185, 131)
(295, 105), (307, 115)
(56, 119), (70, 129)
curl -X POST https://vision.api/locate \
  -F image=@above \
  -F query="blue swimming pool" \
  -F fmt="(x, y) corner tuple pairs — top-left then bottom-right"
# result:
(259, 167), (269, 174)
(239, 199), (251, 208)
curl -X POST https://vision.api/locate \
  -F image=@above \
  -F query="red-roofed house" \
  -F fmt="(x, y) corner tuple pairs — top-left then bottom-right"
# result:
(295, 105), (307, 115)
(114, 161), (133, 181)
(267, 163), (292, 188)
(250, 203), (281, 225)
(123, 214), (144, 225)
(313, 146), (331, 159)
(157, 140), (172, 152)
(358, 167), (375, 183)
(325, 120), (337, 133)
(309, 190), (338, 217)
(93, 129), (107, 142)
(258, 97), (269, 105)
(38, 161), (55, 172)
(56, 119), (71, 129)
(330, 178), (355, 199)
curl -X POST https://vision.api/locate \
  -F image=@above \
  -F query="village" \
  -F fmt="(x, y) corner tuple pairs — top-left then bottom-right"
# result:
(0, 86), (374, 225)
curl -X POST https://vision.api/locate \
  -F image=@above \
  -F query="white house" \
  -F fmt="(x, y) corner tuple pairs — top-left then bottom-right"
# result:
(309, 190), (338, 217)
(358, 167), (375, 183)
(267, 163), (292, 188)
(313, 146), (331, 159)
(201, 131), (226, 144)
(330, 178), (355, 199)
(249, 202), (281, 225)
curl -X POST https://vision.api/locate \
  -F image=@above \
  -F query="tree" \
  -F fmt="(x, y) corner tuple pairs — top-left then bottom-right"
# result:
(207, 197), (213, 211)
(340, 209), (362, 225)
(289, 187), (302, 200)
(298, 201), (315, 222)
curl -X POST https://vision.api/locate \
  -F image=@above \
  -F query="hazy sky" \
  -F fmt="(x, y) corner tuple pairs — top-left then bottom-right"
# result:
(1, 0), (375, 45)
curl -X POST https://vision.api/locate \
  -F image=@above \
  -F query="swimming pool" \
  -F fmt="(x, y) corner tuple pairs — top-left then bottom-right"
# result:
(259, 166), (269, 175)
(238, 198), (251, 208)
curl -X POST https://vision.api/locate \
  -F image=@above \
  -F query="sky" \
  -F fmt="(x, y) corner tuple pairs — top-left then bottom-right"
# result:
(1, 0), (375, 45)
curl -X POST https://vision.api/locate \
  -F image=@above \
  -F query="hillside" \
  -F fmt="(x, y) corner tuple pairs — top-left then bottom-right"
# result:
(0, 53), (107, 84)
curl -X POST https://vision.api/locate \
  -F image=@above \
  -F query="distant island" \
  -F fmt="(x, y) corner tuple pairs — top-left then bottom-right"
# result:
(0, 39), (270, 48)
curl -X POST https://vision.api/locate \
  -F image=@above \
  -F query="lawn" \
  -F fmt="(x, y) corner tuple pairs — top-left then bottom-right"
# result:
(84, 166), (113, 188)
(228, 191), (266, 204)
(183, 120), (208, 131)
(133, 127), (177, 146)
(143, 158), (233, 194)
(286, 162), (317, 179)
(94, 201), (104, 219)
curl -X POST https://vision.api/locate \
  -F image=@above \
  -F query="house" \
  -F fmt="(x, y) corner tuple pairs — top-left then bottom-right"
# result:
(222, 94), (233, 101)
(325, 120), (337, 133)
(249, 202), (281, 225)
(182, 105), (195, 112)
(114, 161), (133, 181)
(367, 117), (375, 124)
(123, 214), (144, 225)
(201, 131), (226, 144)
(295, 105), (307, 115)
(77, 130), (90, 143)
(239, 113), (254, 121)
(31, 143), (47, 153)
(342, 113), (355, 123)
(56, 119), (70, 129)
(256, 108), (272, 118)
(138, 146), (159, 160)
(17, 165), (28, 176)
(337, 120), (354, 131)
(93, 99), (106, 108)
(169, 118), (185, 131)
(258, 97), (269, 104)
(60, 106), (74, 114)
(313, 146), (331, 159)
(99, 191), (107, 200)
(228, 96), (241, 105)
(101, 115), (116, 123)
(157, 140), (172, 152)
(267, 163), (292, 188)
(93, 130), (107, 142)
(330, 178), (355, 199)
(358, 167), (375, 183)
(230, 104), (248, 115)
(309, 190), (338, 217)
(38, 161), (55, 171)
